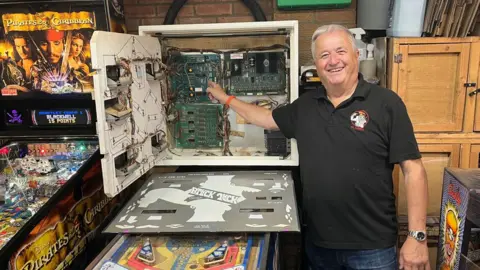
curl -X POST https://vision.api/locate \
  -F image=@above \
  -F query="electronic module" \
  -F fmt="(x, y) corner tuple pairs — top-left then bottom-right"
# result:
(226, 51), (287, 96)
(164, 48), (289, 153)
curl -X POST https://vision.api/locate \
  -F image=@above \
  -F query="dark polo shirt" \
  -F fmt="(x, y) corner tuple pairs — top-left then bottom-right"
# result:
(272, 74), (421, 249)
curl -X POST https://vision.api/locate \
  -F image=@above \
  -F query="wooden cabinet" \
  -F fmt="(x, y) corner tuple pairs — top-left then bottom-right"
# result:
(462, 144), (480, 168)
(470, 145), (480, 167)
(393, 42), (470, 132)
(378, 37), (480, 133)
(396, 144), (460, 217)
(475, 94), (480, 131)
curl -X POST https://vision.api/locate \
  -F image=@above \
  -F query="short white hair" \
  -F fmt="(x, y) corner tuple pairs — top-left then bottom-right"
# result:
(311, 24), (357, 60)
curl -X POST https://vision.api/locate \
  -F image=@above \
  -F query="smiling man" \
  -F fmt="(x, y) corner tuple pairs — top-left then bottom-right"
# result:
(207, 24), (429, 270)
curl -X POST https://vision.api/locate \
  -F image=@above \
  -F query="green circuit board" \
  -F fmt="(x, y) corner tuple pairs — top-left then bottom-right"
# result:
(169, 53), (221, 103)
(173, 104), (224, 149)
(226, 51), (287, 96)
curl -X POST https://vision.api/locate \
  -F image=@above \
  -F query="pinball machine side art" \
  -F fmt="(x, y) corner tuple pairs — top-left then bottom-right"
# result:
(437, 170), (469, 270)
(8, 160), (126, 270)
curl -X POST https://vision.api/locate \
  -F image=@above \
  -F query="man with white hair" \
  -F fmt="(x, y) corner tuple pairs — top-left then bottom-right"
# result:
(207, 24), (429, 269)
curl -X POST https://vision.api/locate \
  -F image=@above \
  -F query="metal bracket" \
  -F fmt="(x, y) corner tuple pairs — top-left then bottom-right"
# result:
(465, 83), (479, 96)
(394, 54), (403, 63)
(465, 82), (477, 87)
(469, 89), (480, 96)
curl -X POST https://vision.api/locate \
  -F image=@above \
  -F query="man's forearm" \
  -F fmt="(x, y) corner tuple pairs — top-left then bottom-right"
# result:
(226, 97), (277, 130)
(403, 160), (428, 232)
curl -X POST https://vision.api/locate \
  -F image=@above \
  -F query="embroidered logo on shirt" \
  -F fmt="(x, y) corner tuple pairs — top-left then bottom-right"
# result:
(350, 110), (369, 131)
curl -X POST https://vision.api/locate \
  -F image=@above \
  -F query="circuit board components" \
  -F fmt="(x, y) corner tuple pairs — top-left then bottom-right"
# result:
(169, 53), (221, 103)
(173, 104), (223, 149)
(226, 51), (287, 96)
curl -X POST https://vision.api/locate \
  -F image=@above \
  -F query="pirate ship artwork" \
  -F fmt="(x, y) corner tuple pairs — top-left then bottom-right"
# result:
(0, 10), (96, 96)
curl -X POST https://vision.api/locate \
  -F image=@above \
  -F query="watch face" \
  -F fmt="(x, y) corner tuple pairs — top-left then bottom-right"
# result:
(417, 232), (426, 240)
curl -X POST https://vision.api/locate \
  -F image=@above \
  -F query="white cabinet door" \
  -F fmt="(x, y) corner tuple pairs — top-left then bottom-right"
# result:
(91, 31), (167, 197)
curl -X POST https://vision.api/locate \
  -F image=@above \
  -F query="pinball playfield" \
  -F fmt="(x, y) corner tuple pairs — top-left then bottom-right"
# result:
(0, 140), (98, 249)
(91, 234), (269, 270)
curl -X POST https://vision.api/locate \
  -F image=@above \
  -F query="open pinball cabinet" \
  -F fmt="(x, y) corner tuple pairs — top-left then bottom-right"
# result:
(87, 21), (301, 269)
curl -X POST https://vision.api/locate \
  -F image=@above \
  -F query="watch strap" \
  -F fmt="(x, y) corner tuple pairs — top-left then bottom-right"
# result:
(408, 230), (427, 241)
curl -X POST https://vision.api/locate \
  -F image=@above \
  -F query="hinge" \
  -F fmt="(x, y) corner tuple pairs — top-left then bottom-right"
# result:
(465, 83), (480, 96)
(394, 54), (403, 63)
(469, 89), (480, 96)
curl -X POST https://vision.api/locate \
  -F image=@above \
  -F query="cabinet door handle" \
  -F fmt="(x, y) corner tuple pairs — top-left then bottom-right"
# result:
(469, 89), (480, 96)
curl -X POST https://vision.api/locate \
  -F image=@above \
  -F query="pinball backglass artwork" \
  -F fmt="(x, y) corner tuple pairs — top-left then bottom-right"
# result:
(92, 234), (268, 270)
(104, 171), (300, 234)
(0, 8), (97, 96)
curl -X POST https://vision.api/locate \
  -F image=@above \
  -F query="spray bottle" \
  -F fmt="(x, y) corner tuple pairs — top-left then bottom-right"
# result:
(360, 43), (377, 83)
(349, 28), (367, 65)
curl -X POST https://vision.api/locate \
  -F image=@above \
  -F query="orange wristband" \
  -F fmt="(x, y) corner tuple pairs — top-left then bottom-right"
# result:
(225, 95), (236, 106)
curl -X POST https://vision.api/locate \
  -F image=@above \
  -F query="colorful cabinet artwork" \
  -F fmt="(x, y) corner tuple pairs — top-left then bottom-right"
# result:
(436, 168), (480, 270)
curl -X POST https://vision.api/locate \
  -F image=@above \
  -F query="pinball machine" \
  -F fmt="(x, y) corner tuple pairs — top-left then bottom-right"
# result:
(436, 168), (480, 269)
(0, 0), (134, 269)
(83, 20), (302, 270)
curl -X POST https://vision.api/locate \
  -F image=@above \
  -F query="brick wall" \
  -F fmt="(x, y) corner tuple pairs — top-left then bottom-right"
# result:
(123, 0), (357, 65)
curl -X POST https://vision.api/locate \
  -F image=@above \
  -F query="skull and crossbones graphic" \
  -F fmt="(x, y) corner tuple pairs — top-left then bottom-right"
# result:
(7, 110), (22, 124)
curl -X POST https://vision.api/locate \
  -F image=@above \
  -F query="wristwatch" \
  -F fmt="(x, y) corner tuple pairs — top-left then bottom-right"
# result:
(408, 230), (427, 242)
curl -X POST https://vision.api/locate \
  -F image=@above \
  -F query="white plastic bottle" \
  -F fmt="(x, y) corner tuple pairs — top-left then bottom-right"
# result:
(349, 28), (367, 65)
(360, 43), (378, 83)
